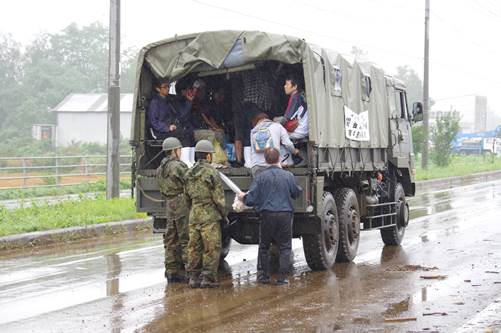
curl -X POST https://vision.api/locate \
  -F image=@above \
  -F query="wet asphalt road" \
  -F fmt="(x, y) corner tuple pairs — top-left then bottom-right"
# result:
(1, 179), (501, 332)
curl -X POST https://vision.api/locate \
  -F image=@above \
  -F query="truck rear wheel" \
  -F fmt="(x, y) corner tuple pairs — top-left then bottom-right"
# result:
(303, 192), (339, 271)
(380, 183), (407, 245)
(335, 188), (361, 262)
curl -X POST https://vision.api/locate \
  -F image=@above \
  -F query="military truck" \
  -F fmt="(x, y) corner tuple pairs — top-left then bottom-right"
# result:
(130, 31), (423, 270)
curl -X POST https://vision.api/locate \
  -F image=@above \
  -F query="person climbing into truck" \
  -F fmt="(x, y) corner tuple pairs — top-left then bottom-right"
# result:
(249, 104), (300, 175)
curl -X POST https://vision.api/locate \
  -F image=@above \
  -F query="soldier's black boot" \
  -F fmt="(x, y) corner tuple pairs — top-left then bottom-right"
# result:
(200, 276), (219, 288)
(189, 275), (201, 288)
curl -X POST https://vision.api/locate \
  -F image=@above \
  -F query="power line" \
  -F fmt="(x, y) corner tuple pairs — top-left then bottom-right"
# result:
(300, 0), (500, 58)
(190, 0), (501, 88)
(191, 0), (424, 62)
(431, 12), (500, 57)
(471, 0), (501, 19)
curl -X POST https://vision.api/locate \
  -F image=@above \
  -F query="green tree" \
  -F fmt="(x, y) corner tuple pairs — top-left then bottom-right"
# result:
(412, 124), (425, 155)
(395, 66), (423, 107)
(431, 112), (460, 167)
(120, 48), (138, 93)
(0, 22), (138, 157)
(0, 34), (23, 131)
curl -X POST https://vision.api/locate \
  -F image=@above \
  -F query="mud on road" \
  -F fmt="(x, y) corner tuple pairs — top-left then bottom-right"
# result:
(0, 180), (501, 332)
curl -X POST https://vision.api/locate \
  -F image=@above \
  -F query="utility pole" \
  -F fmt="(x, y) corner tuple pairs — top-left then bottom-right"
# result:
(422, 0), (430, 169)
(106, 0), (121, 199)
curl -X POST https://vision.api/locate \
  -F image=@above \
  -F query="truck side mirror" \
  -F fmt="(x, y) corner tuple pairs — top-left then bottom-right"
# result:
(412, 102), (423, 122)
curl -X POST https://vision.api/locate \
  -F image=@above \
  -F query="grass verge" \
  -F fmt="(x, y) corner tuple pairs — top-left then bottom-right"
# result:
(415, 155), (501, 181)
(0, 179), (131, 201)
(0, 195), (145, 237)
(1, 155), (500, 238)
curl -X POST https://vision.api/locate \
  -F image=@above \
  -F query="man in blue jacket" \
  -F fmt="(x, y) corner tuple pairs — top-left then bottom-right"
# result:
(148, 78), (195, 147)
(238, 148), (302, 285)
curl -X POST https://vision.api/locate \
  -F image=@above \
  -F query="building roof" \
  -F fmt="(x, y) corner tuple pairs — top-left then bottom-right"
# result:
(51, 93), (133, 113)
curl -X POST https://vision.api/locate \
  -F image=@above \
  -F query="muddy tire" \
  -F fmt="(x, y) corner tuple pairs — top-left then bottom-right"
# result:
(335, 188), (361, 262)
(303, 192), (339, 271)
(380, 183), (407, 246)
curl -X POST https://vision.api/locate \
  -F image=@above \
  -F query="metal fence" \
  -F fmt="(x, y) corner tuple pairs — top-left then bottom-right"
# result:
(0, 155), (132, 190)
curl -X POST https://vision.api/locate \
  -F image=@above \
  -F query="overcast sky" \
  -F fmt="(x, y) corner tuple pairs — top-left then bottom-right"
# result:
(1, 0), (500, 114)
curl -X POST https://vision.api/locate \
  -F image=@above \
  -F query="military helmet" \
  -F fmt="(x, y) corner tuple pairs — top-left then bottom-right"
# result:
(194, 140), (215, 153)
(162, 137), (182, 151)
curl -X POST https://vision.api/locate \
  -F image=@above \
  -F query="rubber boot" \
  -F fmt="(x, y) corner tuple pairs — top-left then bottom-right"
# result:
(189, 275), (201, 288)
(200, 276), (219, 288)
(167, 274), (187, 284)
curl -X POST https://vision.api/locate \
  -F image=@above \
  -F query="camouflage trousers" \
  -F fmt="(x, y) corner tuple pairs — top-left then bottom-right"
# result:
(186, 220), (221, 281)
(163, 216), (189, 277)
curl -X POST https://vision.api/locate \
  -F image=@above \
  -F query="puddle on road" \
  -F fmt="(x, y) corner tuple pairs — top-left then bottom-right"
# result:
(137, 246), (416, 333)
(2, 179), (501, 332)
(383, 296), (411, 317)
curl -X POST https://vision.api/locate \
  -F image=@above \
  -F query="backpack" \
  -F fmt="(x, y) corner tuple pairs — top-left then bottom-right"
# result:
(253, 121), (274, 153)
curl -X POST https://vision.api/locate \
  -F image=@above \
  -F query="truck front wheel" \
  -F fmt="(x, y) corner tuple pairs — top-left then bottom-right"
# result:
(303, 192), (339, 271)
(380, 183), (407, 245)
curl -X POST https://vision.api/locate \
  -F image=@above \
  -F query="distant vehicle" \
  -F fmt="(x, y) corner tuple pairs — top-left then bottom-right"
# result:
(483, 137), (501, 155)
(130, 31), (423, 271)
(453, 130), (501, 155)
(457, 137), (483, 155)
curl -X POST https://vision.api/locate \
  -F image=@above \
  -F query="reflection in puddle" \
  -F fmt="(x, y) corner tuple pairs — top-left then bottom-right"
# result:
(105, 253), (121, 297)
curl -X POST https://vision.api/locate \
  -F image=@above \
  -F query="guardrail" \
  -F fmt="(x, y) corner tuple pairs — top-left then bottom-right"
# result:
(0, 155), (132, 190)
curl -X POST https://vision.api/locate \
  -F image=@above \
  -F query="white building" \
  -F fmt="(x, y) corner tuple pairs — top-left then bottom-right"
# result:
(431, 95), (492, 133)
(51, 93), (133, 146)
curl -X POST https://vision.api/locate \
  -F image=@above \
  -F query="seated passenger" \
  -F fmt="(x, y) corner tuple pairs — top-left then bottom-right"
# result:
(276, 75), (308, 140)
(210, 86), (234, 143)
(148, 78), (195, 147)
(249, 107), (300, 176)
(191, 79), (224, 144)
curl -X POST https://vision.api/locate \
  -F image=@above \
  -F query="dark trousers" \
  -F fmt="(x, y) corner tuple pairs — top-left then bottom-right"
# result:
(258, 211), (293, 277)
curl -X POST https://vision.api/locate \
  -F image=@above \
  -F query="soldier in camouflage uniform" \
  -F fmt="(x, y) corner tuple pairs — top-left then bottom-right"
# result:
(184, 140), (225, 288)
(156, 137), (190, 283)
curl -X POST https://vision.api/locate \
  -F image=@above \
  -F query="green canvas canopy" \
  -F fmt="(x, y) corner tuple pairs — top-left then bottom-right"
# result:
(133, 30), (400, 148)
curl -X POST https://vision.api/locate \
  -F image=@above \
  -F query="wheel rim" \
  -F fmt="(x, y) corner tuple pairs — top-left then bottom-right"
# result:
(323, 209), (338, 257)
(347, 206), (360, 244)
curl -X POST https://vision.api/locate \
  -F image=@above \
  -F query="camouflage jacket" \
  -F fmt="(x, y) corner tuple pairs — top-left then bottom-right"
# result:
(156, 156), (189, 220)
(184, 159), (225, 224)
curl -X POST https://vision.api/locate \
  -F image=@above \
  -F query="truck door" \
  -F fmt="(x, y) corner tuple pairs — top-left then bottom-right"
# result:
(389, 88), (413, 164)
